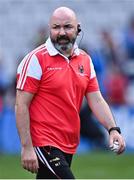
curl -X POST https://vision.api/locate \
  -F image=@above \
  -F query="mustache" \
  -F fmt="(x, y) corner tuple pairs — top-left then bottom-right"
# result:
(57, 35), (70, 41)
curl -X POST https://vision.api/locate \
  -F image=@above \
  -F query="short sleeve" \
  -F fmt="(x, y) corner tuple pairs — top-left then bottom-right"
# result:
(16, 54), (42, 93)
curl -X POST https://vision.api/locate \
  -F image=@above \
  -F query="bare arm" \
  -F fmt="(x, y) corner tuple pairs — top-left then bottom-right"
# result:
(15, 90), (34, 147)
(15, 90), (39, 173)
(86, 91), (125, 154)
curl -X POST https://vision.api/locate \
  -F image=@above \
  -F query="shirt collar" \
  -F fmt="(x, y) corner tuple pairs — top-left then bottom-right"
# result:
(45, 37), (80, 57)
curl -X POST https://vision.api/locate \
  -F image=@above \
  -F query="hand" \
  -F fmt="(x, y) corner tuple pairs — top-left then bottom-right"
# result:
(21, 146), (39, 173)
(109, 130), (126, 155)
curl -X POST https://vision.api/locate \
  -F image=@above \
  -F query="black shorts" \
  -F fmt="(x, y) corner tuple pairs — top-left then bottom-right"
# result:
(34, 146), (75, 179)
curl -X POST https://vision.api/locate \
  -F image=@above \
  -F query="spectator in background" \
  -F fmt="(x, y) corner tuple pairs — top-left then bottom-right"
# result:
(99, 29), (128, 105)
(119, 14), (134, 105)
(104, 65), (128, 105)
(124, 14), (134, 60)
(119, 14), (134, 81)
(99, 29), (122, 68)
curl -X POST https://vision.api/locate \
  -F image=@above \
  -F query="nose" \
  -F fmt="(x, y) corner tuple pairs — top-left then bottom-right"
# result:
(59, 27), (66, 35)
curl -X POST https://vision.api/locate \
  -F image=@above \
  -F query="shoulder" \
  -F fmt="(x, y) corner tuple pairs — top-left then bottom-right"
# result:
(17, 45), (46, 70)
(19, 44), (48, 66)
(19, 44), (47, 61)
(79, 48), (92, 63)
(79, 49), (88, 56)
(31, 44), (48, 57)
(79, 49), (91, 58)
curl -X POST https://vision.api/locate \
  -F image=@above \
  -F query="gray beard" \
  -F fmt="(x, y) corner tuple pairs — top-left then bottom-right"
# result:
(54, 42), (74, 54)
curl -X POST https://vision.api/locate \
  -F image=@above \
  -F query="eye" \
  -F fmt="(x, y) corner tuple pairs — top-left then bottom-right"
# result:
(64, 24), (73, 30)
(52, 25), (60, 30)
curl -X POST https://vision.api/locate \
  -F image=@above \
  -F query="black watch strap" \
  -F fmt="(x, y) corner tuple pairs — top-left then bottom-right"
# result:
(108, 127), (121, 134)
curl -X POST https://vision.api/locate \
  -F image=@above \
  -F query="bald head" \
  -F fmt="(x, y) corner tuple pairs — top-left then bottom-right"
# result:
(49, 7), (78, 26)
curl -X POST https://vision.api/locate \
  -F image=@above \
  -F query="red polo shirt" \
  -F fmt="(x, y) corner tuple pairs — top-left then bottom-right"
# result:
(16, 38), (99, 154)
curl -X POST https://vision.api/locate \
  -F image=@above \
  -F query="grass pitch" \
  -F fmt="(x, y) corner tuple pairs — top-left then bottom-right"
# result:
(0, 151), (133, 179)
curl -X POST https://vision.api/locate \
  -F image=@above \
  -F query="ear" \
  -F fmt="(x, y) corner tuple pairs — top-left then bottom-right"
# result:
(77, 24), (81, 35)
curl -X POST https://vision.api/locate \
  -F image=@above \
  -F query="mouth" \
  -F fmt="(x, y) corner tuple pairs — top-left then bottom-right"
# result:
(57, 37), (70, 44)
(58, 39), (68, 43)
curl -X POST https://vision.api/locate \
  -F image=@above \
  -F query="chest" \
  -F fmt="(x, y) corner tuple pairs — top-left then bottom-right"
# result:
(39, 55), (90, 93)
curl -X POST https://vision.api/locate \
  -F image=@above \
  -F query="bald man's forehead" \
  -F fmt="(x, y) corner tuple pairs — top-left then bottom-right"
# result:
(50, 14), (77, 26)
(50, 7), (78, 26)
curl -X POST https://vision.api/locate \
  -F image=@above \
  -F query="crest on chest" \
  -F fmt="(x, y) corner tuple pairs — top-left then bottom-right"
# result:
(78, 64), (84, 74)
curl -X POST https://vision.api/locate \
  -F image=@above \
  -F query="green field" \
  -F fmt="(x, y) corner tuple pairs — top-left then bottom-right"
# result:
(0, 151), (134, 179)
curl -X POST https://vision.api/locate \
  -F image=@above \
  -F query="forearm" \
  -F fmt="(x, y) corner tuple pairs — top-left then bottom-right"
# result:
(86, 92), (116, 131)
(15, 103), (33, 148)
(91, 98), (116, 130)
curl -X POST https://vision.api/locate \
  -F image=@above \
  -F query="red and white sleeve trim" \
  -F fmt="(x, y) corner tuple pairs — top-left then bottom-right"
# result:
(17, 46), (46, 90)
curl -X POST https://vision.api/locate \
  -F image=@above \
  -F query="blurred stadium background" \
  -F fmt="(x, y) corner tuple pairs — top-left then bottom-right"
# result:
(1, 0), (134, 178)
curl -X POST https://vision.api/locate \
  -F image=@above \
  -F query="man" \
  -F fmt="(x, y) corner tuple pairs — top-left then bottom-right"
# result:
(15, 6), (125, 179)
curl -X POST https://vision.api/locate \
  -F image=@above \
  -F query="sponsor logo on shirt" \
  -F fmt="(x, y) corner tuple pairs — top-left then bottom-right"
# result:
(47, 67), (63, 71)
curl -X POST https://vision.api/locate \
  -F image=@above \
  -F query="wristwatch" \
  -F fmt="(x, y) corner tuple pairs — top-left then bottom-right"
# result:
(108, 127), (121, 134)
